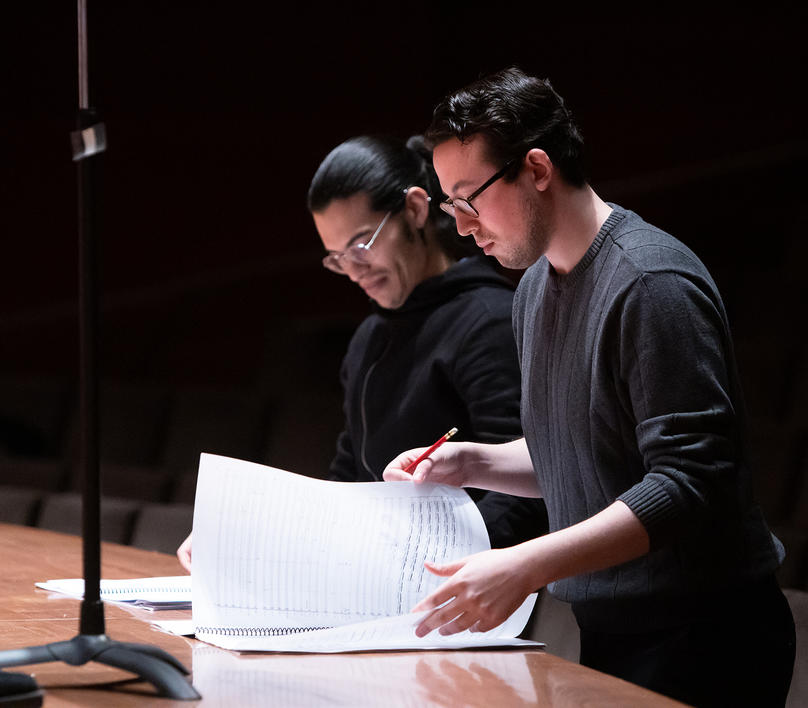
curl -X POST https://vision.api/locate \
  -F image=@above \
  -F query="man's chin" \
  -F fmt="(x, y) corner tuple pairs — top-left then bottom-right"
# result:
(371, 292), (404, 310)
(492, 252), (532, 270)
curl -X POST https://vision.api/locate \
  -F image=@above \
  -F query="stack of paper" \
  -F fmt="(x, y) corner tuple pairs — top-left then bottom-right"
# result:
(35, 576), (192, 611)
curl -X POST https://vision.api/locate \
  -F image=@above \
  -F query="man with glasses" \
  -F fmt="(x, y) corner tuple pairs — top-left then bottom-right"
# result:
(384, 67), (795, 706)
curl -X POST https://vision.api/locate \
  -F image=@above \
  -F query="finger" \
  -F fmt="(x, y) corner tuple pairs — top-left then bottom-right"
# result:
(423, 559), (466, 578)
(438, 612), (479, 636)
(382, 468), (412, 482)
(415, 602), (465, 637)
(411, 457), (435, 483)
(473, 616), (502, 633)
(412, 581), (461, 614)
(411, 562), (466, 612)
(382, 448), (429, 480)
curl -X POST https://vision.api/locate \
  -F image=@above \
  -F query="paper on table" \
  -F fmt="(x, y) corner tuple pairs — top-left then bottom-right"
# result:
(191, 454), (538, 651)
(152, 619), (196, 636)
(35, 576), (192, 610)
(198, 593), (540, 653)
(151, 601), (543, 651)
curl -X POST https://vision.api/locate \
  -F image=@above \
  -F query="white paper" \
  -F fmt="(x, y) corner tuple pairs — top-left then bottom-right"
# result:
(35, 576), (192, 609)
(151, 619), (196, 636)
(192, 454), (538, 651)
(197, 594), (540, 652)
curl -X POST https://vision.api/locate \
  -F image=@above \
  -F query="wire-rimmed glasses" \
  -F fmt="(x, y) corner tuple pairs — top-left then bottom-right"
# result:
(321, 211), (392, 274)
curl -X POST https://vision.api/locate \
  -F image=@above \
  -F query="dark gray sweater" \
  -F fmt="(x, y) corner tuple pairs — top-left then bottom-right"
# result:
(513, 204), (784, 632)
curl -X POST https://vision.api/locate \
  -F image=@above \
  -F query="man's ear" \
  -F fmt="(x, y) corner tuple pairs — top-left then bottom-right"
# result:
(404, 186), (431, 229)
(525, 148), (553, 193)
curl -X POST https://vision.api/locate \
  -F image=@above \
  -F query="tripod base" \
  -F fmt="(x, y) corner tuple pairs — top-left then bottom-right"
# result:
(0, 634), (200, 700)
(0, 670), (43, 707)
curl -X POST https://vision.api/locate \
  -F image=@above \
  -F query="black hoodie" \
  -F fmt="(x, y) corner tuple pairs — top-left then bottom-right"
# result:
(329, 255), (547, 548)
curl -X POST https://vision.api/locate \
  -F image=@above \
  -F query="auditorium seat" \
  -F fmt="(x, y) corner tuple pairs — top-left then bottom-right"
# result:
(130, 502), (194, 554)
(0, 486), (43, 526)
(36, 492), (141, 545)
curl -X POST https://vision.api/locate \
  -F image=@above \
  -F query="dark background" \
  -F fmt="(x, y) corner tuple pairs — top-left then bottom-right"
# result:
(1, 5), (807, 578)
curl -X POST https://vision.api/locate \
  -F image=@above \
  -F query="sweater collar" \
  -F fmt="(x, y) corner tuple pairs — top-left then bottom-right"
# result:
(548, 205), (626, 289)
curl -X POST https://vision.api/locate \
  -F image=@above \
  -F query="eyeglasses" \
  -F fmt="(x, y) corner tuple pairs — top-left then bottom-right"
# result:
(439, 157), (518, 218)
(321, 211), (392, 274)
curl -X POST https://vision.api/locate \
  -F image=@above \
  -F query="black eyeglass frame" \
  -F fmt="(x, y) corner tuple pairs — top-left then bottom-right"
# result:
(439, 156), (519, 218)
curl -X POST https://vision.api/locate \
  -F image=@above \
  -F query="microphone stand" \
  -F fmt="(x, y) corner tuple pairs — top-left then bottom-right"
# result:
(0, 1), (199, 699)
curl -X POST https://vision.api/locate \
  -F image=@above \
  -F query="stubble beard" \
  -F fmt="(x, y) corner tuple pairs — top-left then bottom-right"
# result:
(492, 198), (551, 270)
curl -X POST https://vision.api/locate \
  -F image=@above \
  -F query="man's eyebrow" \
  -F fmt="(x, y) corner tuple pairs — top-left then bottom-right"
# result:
(327, 229), (371, 254)
(450, 179), (476, 194)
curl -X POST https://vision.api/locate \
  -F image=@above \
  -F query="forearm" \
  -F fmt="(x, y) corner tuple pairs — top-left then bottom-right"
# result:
(519, 500), (650, 589)
(458, 438), (541, 497)
(411, 500), (651, 636)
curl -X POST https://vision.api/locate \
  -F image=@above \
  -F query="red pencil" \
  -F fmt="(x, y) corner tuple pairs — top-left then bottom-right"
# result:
(403, 427), (458, 474)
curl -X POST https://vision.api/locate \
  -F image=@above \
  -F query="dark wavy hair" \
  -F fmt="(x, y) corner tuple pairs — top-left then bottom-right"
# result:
(307, 135), (478, 259)
(426, 67), (587, 187)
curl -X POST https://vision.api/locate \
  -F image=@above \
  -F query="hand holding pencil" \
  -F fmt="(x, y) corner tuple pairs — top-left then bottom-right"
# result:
(383, 427), (465, 486)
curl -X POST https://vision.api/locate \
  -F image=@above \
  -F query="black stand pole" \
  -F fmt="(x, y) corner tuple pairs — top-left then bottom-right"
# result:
(0, 1), (199, 699)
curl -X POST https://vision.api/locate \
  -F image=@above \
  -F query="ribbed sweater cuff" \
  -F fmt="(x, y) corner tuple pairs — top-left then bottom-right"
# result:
(618, 480), (678, 549)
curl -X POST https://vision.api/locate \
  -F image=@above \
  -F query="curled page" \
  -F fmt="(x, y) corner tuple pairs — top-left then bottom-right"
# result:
(192, 454), (538, 651)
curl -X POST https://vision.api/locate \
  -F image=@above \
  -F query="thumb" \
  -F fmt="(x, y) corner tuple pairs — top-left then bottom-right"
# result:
(424, 558), (466, 577)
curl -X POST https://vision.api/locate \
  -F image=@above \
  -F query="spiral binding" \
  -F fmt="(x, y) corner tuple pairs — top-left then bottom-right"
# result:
(99, 584), (189, 595)
(195, 625), (332, 637)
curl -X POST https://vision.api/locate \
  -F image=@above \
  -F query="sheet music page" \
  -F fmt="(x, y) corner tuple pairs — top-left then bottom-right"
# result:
(203, 594), (540, 652)
(191, 454), (537, 650)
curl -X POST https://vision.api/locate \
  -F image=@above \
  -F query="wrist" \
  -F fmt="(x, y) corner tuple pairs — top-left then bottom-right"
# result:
(455, 441), (484, 487)
(515, 536), (556, 591)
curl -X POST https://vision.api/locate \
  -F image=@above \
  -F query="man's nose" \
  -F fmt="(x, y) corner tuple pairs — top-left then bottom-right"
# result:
(341, 258), (367, 283)
(454, 211), (479, 238)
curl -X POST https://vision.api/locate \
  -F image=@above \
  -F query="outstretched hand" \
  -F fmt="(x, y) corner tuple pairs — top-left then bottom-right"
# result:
(382, 442), (467, 487)
(411, 545), (539, 637)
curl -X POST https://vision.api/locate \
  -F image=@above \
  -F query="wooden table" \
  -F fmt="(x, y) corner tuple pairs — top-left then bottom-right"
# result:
(0, 523), (685, 706)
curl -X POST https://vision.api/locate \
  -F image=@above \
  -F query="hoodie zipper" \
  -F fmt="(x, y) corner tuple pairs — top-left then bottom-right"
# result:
(359, 338), (392, 478)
